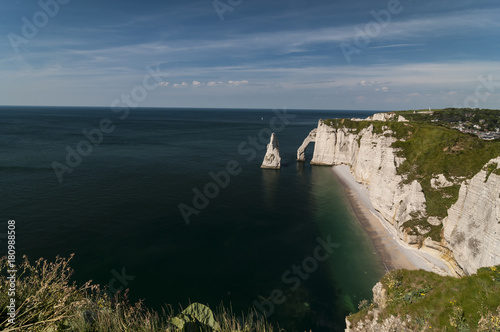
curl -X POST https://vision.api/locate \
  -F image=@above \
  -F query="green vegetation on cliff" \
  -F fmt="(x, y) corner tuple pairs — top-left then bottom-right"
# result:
(0, 255), (274, 332)
(348, 266), (500, 331)
(325, 109), (500, 241)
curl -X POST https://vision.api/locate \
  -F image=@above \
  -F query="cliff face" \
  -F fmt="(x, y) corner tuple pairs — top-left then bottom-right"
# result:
(309, 120), (427, 241)
(443, 157), (500, 275)
(301, 118), (500, 275)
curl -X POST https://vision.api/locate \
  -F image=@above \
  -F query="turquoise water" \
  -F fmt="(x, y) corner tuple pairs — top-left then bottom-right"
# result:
(0, 107), (385, 331)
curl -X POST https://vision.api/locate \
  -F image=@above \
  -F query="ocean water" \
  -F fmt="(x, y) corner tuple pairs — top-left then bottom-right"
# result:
(0, 106), (385, 331)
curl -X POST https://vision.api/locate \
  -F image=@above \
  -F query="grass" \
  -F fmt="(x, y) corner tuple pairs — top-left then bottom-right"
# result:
(485, 162), (499, 182)
(324, 112), (500, 241)
(347, 266), (500, 331)
(401, 218), (443, 244)
(0, 255), (276, 332)
(323, 118), (413, 140)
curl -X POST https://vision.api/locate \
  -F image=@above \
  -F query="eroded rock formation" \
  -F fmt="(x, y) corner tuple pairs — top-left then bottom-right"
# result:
(261, 133), (281, 169)
(297, 128), (316, 161)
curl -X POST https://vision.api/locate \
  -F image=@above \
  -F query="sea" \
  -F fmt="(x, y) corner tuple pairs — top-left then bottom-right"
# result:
(0, 106), (386, 331)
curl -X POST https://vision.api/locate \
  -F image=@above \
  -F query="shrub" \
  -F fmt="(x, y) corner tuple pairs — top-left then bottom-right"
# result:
(0, 255), (275, 332)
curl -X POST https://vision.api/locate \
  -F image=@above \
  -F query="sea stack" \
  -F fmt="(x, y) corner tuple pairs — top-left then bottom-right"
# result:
(261, 133), (281, 169)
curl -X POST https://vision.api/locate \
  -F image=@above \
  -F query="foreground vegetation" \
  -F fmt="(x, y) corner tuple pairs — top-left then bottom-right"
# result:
(0, 255), (275, 331)
(3, 256), (499, 332)
(325, 109), (500, 241)
(348, 266), (500, 331)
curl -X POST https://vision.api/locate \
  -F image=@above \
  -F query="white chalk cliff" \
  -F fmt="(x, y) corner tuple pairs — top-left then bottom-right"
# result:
(443, 157), (500, 275)
(306, 120), (428, 241)
(299, 117), (500, 275)
(261, 133), (281, 169)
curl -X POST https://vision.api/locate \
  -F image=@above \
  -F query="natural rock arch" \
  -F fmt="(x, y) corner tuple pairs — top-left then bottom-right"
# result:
(297, 128), (316, 161)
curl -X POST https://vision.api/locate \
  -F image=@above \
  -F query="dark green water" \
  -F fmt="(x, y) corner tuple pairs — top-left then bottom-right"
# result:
(0, 107), (385, 331)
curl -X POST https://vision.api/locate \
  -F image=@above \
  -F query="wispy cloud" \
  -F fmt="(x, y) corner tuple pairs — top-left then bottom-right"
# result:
(1, 0), (499, 109)
(369, 43), (424, 49)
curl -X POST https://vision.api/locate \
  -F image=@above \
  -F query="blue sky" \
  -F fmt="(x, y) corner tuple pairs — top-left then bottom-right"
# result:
(1, 0), (499, 110)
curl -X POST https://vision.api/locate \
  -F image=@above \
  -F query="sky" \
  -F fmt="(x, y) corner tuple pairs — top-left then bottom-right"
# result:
(1, 0), (500, 110)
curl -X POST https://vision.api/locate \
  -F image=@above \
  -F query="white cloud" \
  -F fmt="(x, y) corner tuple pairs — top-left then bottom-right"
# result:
(359, 80), (382, 86)
(153, 80), (250, 88)
(227, 80), (249, 86)
(356, 95), (365, 103)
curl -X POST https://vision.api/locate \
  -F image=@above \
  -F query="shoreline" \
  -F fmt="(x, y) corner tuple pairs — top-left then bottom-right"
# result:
(332, 165), (456, 276)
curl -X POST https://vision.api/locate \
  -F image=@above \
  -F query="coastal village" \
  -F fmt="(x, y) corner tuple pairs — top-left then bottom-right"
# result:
(452, 123), (500, 140)
(409, 108), (500, 140)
